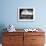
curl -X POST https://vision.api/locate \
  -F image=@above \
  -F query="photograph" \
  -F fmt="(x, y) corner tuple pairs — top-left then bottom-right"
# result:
(18, 7), (35, 21)
(0, 0), (46, 46)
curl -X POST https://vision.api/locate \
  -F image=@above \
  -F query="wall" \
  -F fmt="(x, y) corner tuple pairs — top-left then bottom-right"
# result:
(0, 0), (46, 30)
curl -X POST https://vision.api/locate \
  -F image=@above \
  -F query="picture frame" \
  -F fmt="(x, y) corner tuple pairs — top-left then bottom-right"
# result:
(18, 7), (35, 21)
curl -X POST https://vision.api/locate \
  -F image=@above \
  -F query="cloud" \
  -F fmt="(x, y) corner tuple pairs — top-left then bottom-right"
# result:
(21, 10), (33, 15)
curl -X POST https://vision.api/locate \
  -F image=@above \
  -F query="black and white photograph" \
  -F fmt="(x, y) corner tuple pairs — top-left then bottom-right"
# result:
(18, 7), (35, 21)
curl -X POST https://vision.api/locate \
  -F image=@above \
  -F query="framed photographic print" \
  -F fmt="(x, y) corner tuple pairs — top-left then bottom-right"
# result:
(18, 7), (35, 21)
